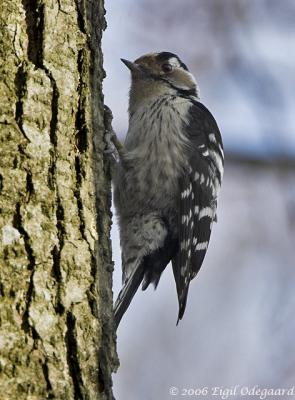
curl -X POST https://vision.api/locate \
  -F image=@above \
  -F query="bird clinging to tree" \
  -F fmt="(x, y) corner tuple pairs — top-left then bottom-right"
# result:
(105, 52), (224, 328)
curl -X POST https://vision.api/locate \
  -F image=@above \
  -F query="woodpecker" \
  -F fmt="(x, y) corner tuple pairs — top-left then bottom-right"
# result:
(106, 52), (224, 328)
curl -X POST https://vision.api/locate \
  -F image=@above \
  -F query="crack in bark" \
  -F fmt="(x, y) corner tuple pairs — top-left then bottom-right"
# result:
(26, 172), (34, 202)
(74, 44), (97, 317)
(74, 156), (86, 237)
(75, 0), (87, 35)
(0, 281), (4, 297)
(47, 71), (59, 149)
(75, 48), (88, 153)
(14, 63), (28, 140)
(13, 202), (35, 270)
(12, 203), (39, 338)
(87, 258), (99, 318)
(0, 174), (3, 194)
(51, 244), (65, 315)
(22, 0), (59, 192)
(42, 360), (55, 399)
(22, 0), (44, 67)
(41, 68), (66, 313)
(65, 311), (84, 400)
(51, 199), (66, 315)
(74, 155), (98, 318)
(26, 172), (34, 194)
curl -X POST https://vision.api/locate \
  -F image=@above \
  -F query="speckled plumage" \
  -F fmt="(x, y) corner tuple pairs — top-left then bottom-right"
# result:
(111, 52), (224, 327)
(114, 95), (191, 218)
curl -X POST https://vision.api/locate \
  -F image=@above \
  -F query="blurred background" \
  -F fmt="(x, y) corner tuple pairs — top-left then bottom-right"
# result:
(102, 1), (295, 399)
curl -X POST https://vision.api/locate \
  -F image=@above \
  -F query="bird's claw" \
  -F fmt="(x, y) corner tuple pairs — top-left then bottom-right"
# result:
(104, 131), (116, 155)
(103, 105), (123, 161)
(104, 105), (113, 133)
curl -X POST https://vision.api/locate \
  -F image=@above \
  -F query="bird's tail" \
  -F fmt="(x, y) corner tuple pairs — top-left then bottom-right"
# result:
(114, 261), (145, 329)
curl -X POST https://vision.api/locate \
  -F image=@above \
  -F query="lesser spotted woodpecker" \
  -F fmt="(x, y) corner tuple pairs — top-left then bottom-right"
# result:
(106, 52), (224, 328)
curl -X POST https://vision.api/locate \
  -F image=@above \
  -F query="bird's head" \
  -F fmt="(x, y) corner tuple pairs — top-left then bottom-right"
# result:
(121, 52), (199, 114)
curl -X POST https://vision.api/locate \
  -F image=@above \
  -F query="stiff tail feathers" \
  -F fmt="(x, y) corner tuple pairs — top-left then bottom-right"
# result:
(114, 261), (145, 329)
(172, 255), (190, 325)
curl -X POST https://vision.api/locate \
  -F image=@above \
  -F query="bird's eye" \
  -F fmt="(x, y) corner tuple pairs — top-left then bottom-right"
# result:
(162, 63), (173, 73)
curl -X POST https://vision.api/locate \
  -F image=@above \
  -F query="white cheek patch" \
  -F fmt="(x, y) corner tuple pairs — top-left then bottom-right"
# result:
(169, 57), (181, 68)
(170, 71), (197, 91)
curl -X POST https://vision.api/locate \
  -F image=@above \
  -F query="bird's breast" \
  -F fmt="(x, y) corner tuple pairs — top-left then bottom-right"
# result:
(124, 96), (192, 208)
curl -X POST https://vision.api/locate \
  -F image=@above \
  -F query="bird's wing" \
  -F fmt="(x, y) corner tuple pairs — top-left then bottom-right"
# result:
(173, 100), (224, 322)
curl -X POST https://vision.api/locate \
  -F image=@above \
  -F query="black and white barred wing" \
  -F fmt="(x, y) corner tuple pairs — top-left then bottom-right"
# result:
(173, 101), (224, 322)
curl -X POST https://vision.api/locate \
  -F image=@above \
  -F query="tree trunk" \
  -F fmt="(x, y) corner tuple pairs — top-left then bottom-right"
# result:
(0, 1), (118, 399)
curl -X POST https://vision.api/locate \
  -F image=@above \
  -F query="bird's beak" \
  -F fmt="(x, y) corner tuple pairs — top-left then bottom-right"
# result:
(121, 58), (141, 73)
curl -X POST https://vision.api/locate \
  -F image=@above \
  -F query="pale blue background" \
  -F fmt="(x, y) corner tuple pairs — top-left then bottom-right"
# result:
(102, 1), (295, 399)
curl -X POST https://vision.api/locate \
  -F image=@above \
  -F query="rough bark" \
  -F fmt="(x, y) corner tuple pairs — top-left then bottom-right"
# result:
(0, 1), (118, 399)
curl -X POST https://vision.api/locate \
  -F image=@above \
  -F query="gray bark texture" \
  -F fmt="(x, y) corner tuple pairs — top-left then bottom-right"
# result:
(0, 0), (118, 399)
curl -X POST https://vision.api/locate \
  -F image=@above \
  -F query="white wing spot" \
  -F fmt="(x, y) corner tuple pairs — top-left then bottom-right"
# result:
(199, 207), (213, 219)
(209, 133), (216, 142)
(209, 150), (224, 178)
(181, 240), (190, 250)
(181, 186), (192, 199)
(196, 241), (208, 251)
(182, 215), (190, 225)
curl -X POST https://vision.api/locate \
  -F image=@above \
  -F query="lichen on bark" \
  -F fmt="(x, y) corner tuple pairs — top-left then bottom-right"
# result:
(0, 1), (118, 399)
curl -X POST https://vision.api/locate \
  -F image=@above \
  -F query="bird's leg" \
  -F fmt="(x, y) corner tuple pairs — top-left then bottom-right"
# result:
(104, 105), (126, 161)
